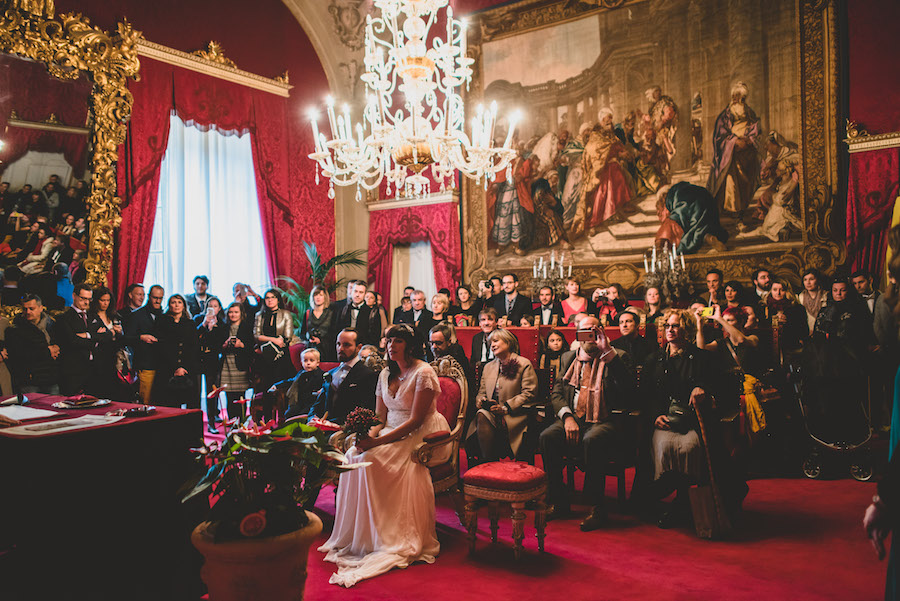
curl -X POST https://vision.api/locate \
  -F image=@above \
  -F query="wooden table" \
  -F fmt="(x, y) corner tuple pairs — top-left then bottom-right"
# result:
(0, 395), (203, 601)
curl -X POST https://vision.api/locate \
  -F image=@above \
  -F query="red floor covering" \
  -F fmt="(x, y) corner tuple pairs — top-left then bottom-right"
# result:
(301, 468), (884, 601)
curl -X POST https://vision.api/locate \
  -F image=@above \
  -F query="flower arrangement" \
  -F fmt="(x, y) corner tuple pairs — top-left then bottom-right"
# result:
(499, 358), (520, 380)
(181, 419), (362, 543)
(342, 407), (380, 439)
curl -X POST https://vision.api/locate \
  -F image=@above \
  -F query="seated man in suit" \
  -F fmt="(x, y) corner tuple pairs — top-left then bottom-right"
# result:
(309, 327), (378, 424)
(539, 316), (635, 531)
(470, 307), (500, 366)
(428, 322), (471, 382)
(494, 273), (533, 327)
(396, 289), (433, 330)
(533, 285), (565, 326)
(611, 310), (657, 371)
(700, 269), (726, 307)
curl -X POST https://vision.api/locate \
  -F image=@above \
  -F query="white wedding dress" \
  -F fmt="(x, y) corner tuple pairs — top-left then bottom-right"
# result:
(319, 361), (450, 587)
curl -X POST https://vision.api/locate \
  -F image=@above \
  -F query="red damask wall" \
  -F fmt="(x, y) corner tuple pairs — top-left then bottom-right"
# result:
(55, 0), (334, 280)
(848, 0), (900, 134)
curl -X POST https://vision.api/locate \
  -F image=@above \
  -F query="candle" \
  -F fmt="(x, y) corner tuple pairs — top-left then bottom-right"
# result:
(680, 252), (685, 269)
(550, 250), (555, 270)
(538, 257), (544, 270)
(651, 245), (656, 269)
(643, 255), (648, 273)
(568, 264), (572, 277)
(533, 260), (537, 278)
(559, 252), (564, 267)
(326, 96), (338, 138)
(504, 110), (520, 149)
(543, 265), (547, 279)
(560, 263), (563, 279)
(669, 251), (675, 271)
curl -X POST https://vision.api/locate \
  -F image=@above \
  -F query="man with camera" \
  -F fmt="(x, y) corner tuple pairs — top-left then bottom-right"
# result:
(539, 316), (635, 530)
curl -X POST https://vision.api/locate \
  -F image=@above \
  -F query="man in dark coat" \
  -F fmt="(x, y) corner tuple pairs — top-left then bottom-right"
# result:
(610, 311), (657, 370)
(55, 283), (106, 395)
(493, 273), (533, 326)
(533, 285), (565, 326)
(309, 328), (377, 424)
(392, 286), (416, 323)
(122, 284), (164, 403)
(6, 293), (59, 394)
(336, 282), (376, 346)
(539, 317), (634, 530)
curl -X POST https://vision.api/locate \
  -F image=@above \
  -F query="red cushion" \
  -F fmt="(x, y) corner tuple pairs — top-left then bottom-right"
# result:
(429, 462), (456, 481)
(289, 343), (306, 371)
(423, 430), (451, 444)
(436, 376), (461, 428)
(463, 461), (546, 491)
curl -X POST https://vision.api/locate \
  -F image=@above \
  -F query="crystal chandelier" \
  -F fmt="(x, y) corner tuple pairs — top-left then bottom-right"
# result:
(307, 0), (520, 200)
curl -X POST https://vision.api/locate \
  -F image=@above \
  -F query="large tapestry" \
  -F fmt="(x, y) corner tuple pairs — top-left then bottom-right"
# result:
(461, 0), (842, 291)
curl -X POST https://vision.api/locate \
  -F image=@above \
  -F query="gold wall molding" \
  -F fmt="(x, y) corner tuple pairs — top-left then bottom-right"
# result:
(367, 190), (457, 211)
(136, 39), (292, 97)
(0, 1), (141, 288)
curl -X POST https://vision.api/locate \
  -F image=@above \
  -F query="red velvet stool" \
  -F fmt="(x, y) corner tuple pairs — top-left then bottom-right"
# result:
(462, 461), (548, 559)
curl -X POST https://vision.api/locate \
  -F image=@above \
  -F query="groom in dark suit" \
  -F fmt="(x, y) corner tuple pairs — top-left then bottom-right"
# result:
(308, 327), (377, 424)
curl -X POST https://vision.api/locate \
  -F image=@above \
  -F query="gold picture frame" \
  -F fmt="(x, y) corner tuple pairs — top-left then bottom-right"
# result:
(461, 0), (842, 292)
(0, 0), (141, 289)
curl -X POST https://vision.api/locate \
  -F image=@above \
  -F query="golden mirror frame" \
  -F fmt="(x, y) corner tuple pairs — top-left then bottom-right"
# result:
(0, 1), (141, 298)
(461, 0), (843, 293)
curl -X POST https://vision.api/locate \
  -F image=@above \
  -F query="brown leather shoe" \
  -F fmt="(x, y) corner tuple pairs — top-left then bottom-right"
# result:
(580, 507), (608, 531)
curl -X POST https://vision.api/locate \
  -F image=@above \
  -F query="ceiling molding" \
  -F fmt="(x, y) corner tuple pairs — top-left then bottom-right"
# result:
(367, 190), (457, 211)
(845, 131), (900, 154)
(135, 39), (293, 97)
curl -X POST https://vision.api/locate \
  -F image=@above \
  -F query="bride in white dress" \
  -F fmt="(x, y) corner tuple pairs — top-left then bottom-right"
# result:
(319, 323), (450, 587)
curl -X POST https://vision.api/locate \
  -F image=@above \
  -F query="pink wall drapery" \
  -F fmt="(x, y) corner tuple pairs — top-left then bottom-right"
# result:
(113, 57), (322, 304)
(846, 148), (900, 285)
(368, 201), (462, 308)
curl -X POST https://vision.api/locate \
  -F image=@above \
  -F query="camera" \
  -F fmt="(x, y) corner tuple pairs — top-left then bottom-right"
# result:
(309, 328), (322, 340)
(226, 336), (237, 348)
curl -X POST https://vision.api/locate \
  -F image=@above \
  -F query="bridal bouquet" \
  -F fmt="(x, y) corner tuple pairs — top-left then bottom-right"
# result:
(343, 407), (380, 439)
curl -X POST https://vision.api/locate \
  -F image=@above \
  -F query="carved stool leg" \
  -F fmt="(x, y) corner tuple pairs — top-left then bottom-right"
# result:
(534, 495), (547, 553)
(511, 501), (526, 560)
(488, 502), (500, 543)
(464, 494), (479, 553)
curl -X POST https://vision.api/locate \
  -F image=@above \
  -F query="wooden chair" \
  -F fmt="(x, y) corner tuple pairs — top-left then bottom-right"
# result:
(412, 356), (470, 521)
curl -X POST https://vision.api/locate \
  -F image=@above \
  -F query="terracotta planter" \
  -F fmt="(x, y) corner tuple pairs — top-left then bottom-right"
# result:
(191, 511), (323, 601)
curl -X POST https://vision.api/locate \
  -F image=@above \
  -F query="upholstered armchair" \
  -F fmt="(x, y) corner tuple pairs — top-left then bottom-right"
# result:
(412, 356), (469, 520)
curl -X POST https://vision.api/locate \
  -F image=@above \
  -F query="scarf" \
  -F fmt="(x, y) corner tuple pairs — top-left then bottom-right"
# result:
(563, 349), (615, 423)
(801, 289), (824, 319)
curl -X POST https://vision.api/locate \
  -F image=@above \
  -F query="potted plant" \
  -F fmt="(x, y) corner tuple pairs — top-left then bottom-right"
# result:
(181, 419), (363, 601)
(277, 241), (366, 332)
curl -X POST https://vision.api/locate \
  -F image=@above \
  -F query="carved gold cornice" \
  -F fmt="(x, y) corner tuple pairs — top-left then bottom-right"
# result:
(191, 41), (236, 68)
(136, 39), (292, 97)
(0, 2), (141, 288)
(845, 121), (900, 154)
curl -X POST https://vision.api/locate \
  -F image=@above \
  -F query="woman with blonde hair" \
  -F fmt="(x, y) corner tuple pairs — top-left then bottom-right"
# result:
(301, 284), (335, 362)
(466, 328), (537, 463)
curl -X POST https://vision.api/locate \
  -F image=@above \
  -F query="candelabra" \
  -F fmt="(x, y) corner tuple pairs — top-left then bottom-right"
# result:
(643, 242), (693, 302)
(307, 0), (520, 201)
(531, 249), (573, 297)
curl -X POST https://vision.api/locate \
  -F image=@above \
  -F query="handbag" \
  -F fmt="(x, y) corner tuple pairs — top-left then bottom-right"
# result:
(258, 340), (285, 362)
(724, 341), (770, 435)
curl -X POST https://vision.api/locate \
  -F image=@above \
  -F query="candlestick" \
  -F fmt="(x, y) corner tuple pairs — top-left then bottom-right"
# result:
(543, 265), (547, 279)
(651, 245), (656, 269)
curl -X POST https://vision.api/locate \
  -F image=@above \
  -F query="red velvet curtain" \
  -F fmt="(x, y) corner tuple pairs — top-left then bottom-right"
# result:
(0, 128), (88, 173)
(847, 148), (900, 284)
(113, 58), (312, 303)
(368, 202), (462, 308)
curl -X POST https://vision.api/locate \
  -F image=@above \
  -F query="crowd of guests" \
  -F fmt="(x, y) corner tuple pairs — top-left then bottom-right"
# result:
(0, 177), (91, 310)
(0, 258), (888, 536)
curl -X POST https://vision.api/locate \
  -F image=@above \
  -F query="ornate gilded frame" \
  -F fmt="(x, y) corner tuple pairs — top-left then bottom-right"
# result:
(0, 0), (140, 289)
(461, 0), (842, 292)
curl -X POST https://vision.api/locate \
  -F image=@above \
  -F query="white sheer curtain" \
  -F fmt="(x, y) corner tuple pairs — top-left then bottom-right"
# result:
(143, 114), (270, 300)
(389, 241), (437, 314)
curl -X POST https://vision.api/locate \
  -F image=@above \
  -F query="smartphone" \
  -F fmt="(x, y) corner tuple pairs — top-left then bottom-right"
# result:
(700, 306), (715, 318)
(576, 328), (596, 342)
(206, 307), (215, 316)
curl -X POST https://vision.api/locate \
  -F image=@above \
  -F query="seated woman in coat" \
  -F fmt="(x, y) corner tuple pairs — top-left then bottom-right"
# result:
(642, 308), (747, 529)
(466, 328), (538, 463)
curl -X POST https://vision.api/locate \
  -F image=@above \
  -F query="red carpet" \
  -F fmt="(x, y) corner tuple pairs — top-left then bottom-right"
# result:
(302, 468), (884, 601)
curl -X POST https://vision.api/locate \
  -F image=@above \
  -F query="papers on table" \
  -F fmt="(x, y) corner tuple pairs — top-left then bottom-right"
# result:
(0, 405), (59, 425)
(1, 414), (125, 436)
